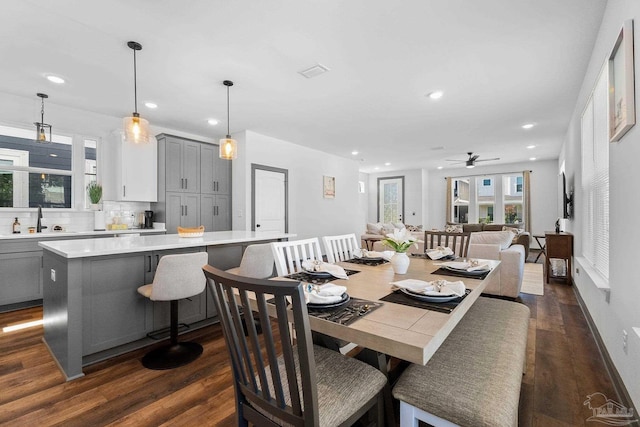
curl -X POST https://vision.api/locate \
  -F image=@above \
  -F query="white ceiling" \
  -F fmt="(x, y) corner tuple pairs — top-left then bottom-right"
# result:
(0, 0), (607, 173)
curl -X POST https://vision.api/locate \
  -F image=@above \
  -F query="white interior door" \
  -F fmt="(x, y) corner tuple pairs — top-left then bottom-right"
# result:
(378, 177), (404, 223)
(254, 168), (286, 232)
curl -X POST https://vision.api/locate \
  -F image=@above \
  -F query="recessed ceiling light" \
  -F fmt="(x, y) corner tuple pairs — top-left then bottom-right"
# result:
(144, 102), (157, 109)
(427, 90), (444, 100)
(298, 63), (330, 79)
(374, 167), (380, 170)
(437, 166), (443, 170)
(526, 145), (536, 149)
(46, 75), (65, 84)
(529, 157), (537, 161)
(384, 162), (391, 166)
(522, 123), (535, 129)
(49, 153), (58, 157)
(351, 150), (359, 155)
(207, 119), (219, 126)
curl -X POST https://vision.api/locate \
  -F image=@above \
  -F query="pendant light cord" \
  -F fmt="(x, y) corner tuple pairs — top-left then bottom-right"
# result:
(226, 84), (230, 136)
(40, 97), (45, 123)
(133, 48), (138, 114)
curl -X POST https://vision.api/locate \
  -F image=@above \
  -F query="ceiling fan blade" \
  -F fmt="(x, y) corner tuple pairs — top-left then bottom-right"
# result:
(474, 157), (500, 162)
(470, 155), (480, 162)
(445, 159), (465, 162)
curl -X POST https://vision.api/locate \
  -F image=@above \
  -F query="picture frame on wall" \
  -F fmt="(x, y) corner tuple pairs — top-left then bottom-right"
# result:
(609, 19), (636, 142)
(323, 175), (335, 198)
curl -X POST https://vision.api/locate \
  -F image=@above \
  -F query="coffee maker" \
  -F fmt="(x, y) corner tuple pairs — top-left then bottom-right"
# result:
(143, 210), (154, 229)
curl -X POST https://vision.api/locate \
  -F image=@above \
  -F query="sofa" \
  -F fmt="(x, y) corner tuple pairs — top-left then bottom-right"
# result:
(467, 231), (525, 298)
(446, 222), (530, 259)
(361, 222), (424, 253)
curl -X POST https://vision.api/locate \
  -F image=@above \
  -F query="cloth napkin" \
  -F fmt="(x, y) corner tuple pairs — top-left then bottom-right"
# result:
(301, 260), (348, 279)
(304, 283), (347, 304)
(442, 261), (490, 272)
(390, 279), (466, 297)
(426, 246), (454, 260)
(353, 248), (395, 261)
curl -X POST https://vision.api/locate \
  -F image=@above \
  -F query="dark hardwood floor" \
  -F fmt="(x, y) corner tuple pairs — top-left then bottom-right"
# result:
(0, 263), (618, 426)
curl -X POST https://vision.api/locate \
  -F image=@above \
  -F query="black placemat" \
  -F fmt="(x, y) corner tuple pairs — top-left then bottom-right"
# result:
(344, 258), (389, 266)
(431, 267), (490, 280)
(379, 289), (471, 314)
(285, 268), (360, 284)
(411, 253), (457, 261)
(307, 297), (383, 326)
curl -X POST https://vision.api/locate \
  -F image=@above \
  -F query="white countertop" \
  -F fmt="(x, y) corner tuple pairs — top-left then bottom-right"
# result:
(38, 230), (295, 258)
(0, 228), (165, 241)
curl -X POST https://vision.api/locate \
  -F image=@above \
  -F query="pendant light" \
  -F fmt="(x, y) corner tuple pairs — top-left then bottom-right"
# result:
(123, 41), (150, 144)
(34, 93), (52, 143)
(219, 80), (237, 160)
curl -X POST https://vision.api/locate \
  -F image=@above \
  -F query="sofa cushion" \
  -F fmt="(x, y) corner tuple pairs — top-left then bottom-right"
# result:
(444, 224), (463, 233)
(463, 224), (483, 233)
(392, 222), (406, 230)
(469, 231), (514, 250)
(366, 222), (383, 235)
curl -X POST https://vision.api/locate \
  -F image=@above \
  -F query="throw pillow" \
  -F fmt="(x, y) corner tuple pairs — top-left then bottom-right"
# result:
(392, 222), (405, 230)
(445, 224), (463, 233)
(381, 223), (397, 234)
(405, 224), (424, 232)
(366, 222), (383, 235)
(502, 226), (523, 235)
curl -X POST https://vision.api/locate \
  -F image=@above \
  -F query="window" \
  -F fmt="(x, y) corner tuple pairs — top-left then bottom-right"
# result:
(503, 174), (524, 224)
(84, 139), (98, 209)
(477, 177), (495, 224)
(0, 125), (99, 209)
(581, 66), (609, 280)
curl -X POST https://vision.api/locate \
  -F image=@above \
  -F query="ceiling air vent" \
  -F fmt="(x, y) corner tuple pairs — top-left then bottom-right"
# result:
(298, 63), (330, 79)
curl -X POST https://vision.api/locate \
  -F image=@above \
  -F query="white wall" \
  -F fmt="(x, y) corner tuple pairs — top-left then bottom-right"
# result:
(560, 0), (640, 408)
(367, 169), (424, 227)
(232, 130), (361, 244)
(427, 160), (559, 237)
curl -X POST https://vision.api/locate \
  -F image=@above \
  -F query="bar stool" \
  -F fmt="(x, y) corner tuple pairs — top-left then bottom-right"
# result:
(225, 243), (274, 279)
(137, 252), (209, 370)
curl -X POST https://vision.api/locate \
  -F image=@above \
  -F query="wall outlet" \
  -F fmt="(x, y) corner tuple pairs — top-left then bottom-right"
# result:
(575, 267), (580, 275)
(50, 269), (56, 282)
(623, 329), (628, 354)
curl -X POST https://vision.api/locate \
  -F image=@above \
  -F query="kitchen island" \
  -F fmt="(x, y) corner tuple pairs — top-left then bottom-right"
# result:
(39, 230), (294, 380)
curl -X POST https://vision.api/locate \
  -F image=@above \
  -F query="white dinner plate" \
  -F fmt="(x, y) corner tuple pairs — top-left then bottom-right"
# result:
(399, 288), (460, 303)
(304, 270), (333, 277)
(307, 293), (350, 309)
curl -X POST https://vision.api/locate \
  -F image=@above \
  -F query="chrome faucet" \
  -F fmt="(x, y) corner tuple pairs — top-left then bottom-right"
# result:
(36, 206), (45, 232)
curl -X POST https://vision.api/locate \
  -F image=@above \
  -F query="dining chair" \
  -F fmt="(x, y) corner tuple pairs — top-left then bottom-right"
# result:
(226, 243), (275, 279)
(271, 238), (323, 276)
(137, 252), (209, 370)
(322, 233), (361, 263)
(203, 265), (386, 427)
(423, 230), (471, 258)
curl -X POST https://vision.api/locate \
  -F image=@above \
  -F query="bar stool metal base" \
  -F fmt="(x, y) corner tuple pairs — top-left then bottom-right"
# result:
(141, 342), (203, 370)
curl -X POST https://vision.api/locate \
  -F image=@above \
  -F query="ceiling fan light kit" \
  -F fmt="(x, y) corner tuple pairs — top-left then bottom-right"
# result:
(447, 152), (500, 168)
(123, 41), (150, 144)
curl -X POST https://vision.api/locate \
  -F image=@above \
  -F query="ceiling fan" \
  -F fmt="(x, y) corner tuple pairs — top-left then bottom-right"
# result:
(446, 152), (500, 169)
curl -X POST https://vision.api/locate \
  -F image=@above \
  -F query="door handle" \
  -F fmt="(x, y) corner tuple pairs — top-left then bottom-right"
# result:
(185, 205), (188, 216)
(185, 178), (188, 189)
(256, 224), (261, 228)
(147, 255), (152, 273)
(123, 186), (126, 197)
(181, 205), (184, 216)
(156, 254), (159, 268)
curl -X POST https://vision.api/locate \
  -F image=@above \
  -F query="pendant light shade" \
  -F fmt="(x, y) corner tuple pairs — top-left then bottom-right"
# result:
(34, 93), (52, 144)
(219, 80), (237, 160)
(123, 41), (150, 144)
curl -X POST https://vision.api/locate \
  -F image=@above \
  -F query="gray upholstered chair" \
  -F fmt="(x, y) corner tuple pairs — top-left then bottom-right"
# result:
(137, 252), (208, 370)
(322, 233), (361, 263)
(203, 265), (387, 426)
(226, 243), (275, 279)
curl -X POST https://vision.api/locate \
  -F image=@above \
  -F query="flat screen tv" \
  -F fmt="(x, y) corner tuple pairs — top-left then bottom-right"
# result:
(562, 172), (573, 219)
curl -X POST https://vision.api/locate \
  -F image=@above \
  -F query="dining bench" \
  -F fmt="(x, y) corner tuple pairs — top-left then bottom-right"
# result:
(392, 297), (530, 427)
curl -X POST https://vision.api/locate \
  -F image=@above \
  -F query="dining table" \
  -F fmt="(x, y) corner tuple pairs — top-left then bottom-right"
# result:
(283, 255), (501, 366)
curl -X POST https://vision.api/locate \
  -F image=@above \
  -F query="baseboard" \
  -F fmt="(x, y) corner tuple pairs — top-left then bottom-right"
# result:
(572, 286), (637, 414)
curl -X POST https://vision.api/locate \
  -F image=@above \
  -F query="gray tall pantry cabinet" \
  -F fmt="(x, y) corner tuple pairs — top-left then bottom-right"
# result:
(154, 134), (231, 233)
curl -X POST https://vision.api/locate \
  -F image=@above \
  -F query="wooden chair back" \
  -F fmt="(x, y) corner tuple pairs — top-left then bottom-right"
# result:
(424, 230), (471, 258)
(322, 233), (361, 263)
(271, 238), (323, 276)
(203, 265), (319, 427)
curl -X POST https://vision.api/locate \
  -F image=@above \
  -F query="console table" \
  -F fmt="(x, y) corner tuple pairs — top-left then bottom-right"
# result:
(544, 232), (573, 285)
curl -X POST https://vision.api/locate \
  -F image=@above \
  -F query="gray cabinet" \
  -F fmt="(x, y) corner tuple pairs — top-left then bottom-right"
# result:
(81, 254), (152, 355)
(200, 194), (231, 232)
(144, 248), (207, 331)
(0, 251), (43, 306)
(154, 134), (231, 234)
(161, 135), (200, 193)
(201, 144), (231, 195)
(165, 192), (200, 232)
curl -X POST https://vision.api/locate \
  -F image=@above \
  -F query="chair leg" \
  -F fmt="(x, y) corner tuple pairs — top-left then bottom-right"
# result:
(141, 299), (203, 370)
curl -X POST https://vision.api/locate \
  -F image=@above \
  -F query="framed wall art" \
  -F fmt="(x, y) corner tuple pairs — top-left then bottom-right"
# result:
(323, 175), (335, 198)
(609, 19), (635, 142)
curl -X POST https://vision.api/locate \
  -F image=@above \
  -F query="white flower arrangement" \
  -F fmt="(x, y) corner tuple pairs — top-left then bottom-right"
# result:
(382, 228), (420, 253)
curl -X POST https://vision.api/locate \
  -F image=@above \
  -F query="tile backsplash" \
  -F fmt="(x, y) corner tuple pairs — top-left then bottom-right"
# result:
(0, 201), (151, 235)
